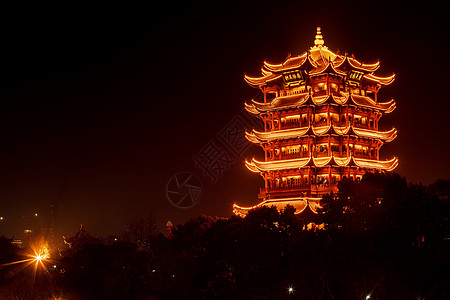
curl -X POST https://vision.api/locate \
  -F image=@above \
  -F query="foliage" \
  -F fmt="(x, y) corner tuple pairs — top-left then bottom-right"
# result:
(0, 174), (448, 299)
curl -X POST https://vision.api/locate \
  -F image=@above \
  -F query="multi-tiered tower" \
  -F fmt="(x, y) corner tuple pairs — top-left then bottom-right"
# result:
(233, 28), (398, 216)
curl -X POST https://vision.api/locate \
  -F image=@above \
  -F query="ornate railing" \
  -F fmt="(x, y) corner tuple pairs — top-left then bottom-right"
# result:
(261, 183), (338, 194)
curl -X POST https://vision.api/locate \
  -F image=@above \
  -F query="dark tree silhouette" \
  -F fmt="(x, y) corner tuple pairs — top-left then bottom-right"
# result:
(0, 173), (448, 299)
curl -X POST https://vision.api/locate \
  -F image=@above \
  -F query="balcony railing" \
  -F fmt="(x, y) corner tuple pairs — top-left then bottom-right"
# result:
(261, 183), (339, 194)
(352, 122), (370, 129)
(271, 152), (376, 161)
(315, 151), (329, 158)
(261, 184), (310, 194)
(272, 119), (378, 131)
(353, 152), (373, 159)
(277, 153), (310, 160)
(279, 122), (301, 130)
(312, 90), (327, 97)
(311, 183), (338, 193)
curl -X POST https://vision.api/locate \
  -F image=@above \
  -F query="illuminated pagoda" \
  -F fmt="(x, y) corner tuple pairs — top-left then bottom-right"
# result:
(233, 27), (398, 216)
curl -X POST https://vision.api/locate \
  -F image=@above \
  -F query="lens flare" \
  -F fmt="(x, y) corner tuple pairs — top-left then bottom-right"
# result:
(31, 242), (50, 263)
(0, 238), (53, 280)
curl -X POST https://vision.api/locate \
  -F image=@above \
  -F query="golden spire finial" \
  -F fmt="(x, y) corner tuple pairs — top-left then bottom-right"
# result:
(314, 26), (324, 47)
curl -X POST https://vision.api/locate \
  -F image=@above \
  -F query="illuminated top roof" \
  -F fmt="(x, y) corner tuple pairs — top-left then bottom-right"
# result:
(245, 155), (398, 173)
(245, 124), (397, 143)
(244, 27), (394, 87)
(245, 91), (396, 114)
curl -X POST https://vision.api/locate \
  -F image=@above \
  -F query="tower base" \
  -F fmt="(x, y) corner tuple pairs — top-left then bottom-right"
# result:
(233, 196), (322, 217)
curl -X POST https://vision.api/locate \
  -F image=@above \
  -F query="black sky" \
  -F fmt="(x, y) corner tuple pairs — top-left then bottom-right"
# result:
(0, 2), (449, 239)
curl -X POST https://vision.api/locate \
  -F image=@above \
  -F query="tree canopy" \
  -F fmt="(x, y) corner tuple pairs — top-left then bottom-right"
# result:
(0, 173), (448, 299)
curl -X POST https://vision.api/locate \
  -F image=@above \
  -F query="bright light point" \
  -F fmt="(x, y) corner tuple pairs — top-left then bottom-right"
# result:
(0, 216), (3, 220)
(366, 294), (371, 300)
(288, 286), (294, 294)
(30, 240), (50, 264)
(35, 254), (46, 261)
(34, 213), (38, 217)
(53, 265), (57, 269)
(1, 239), (51, 280)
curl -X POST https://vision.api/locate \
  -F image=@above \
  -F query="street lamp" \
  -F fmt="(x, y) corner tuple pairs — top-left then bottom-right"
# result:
(288, 286), (294, 295)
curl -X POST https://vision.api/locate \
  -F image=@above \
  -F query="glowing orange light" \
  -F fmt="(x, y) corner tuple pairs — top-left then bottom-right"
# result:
(27, 239), (51, 277)
(0, 238), (52, 281)
(34, 253), (47, 262)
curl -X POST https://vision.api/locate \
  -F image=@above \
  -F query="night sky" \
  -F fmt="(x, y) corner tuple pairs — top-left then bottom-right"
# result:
(0, 2), (449, 239)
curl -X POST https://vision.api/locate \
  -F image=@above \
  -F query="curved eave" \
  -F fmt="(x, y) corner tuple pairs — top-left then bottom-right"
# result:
(311, 94), (330, 106)
(263, 53), (308, 72)
(261, 67), (273, 76)
(245, 131), (259, 144)
(348, 57), (380, 72)
(246, 154), (353, 172)
(350, 94), (397, 113)
(233, 196), (322, 217)
(335, 125), (397, 142)
(363, 73), (395, 85)
(352, 127), (398, 142)
(246, 155), (398, 173)
(332, 55), (350, 69)
(311, 123), (331, 135)
(246, 91), (352, 114)
(278, 55), (308, 71)
(244, 74), (283, 87)
(384, 101), (397, 114)
(312, 156), (333, 167)
(270, 93), (309, 108)
(334, 55), (380, 73)
(244, 159), (261, 173)
(251, 91), (394, 113)
(304, 53), (319, 70)
(352, 157), (398, 171)
(244, 102), (262, 115)
(331, 92), (349, 105)
(246, 93), (310, 114)
(245, 126), (311, 143)
(333, 156), (352, 166)
(246, 124), (396, 143)
(246, 157), (312, 172)
(312, 91), (350, 106)
(333, 124), (351, 135)
(263, 61), (283, 71)
(309, 62), (347, 76)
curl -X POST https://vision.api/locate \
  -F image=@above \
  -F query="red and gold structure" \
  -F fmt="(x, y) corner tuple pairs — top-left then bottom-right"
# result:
(233, 27), (398, 217)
